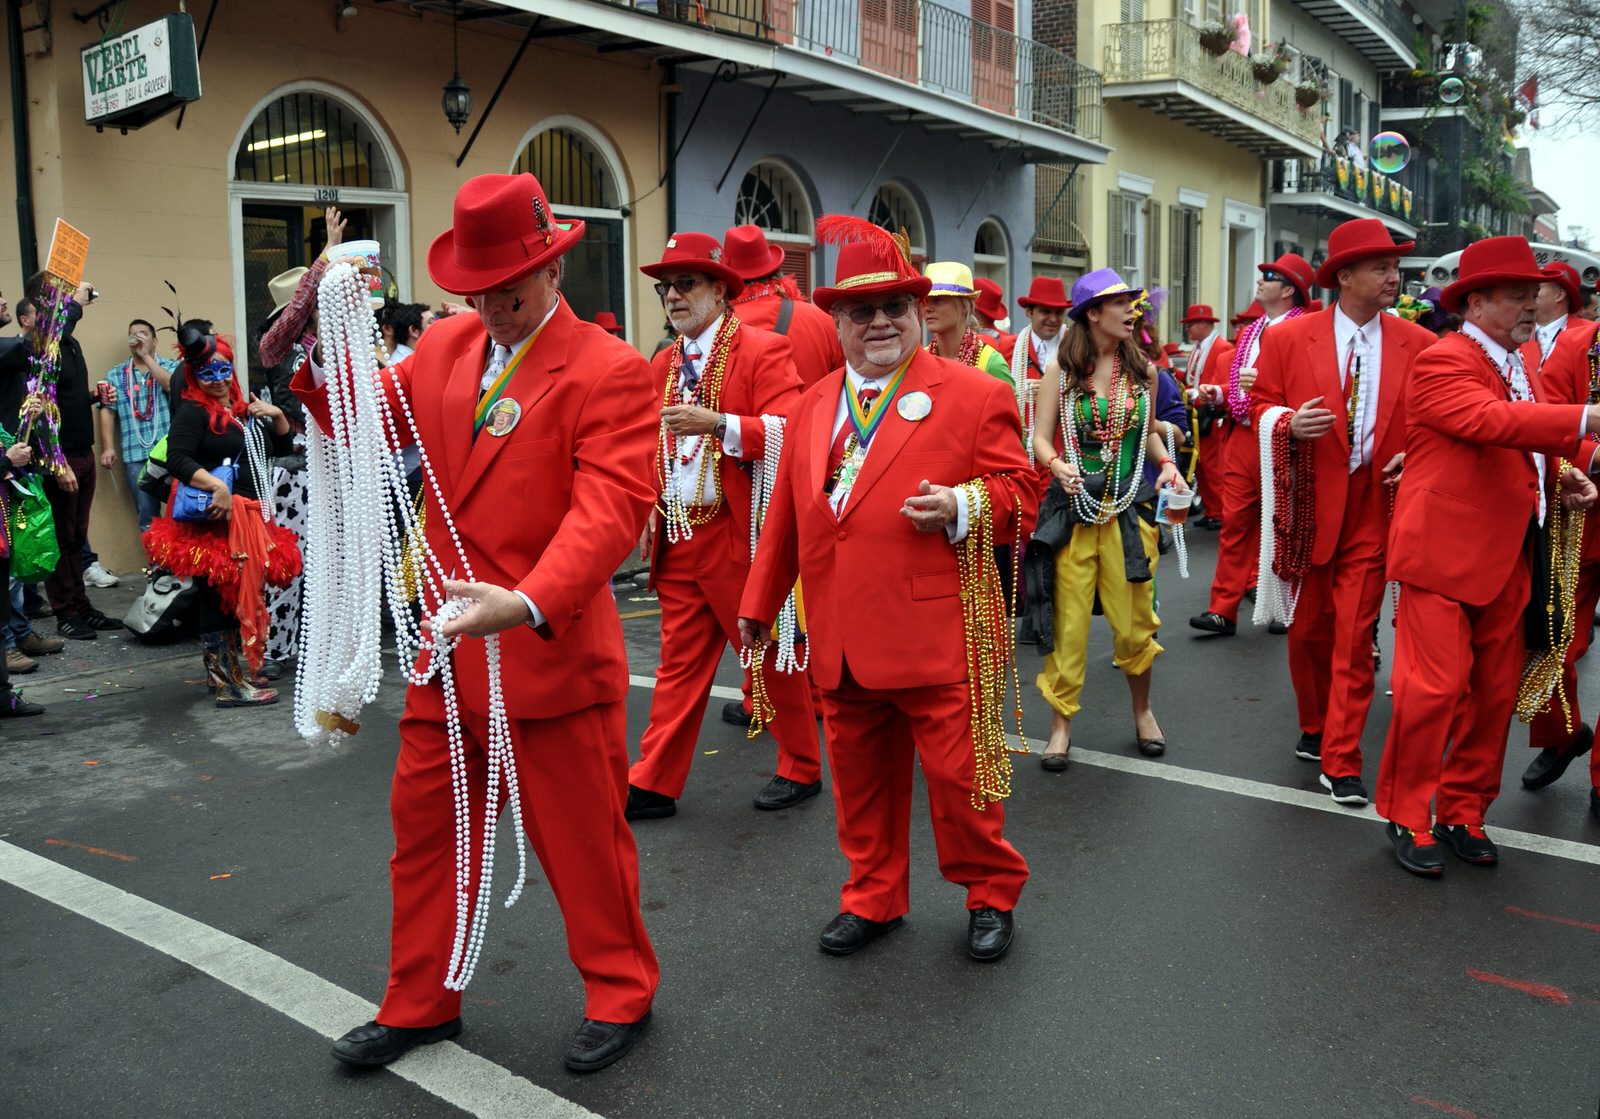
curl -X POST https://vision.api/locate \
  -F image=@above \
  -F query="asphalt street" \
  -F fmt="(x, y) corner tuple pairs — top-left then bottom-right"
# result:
(2, 527), (1598, 1119)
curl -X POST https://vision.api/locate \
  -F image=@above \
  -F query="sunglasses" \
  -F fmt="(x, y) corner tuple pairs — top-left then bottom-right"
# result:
(1260, 271), (1287, 285)
(841, 297), (916, 325)
(654, 277), (708, 298)
(193, 360), (234, 383)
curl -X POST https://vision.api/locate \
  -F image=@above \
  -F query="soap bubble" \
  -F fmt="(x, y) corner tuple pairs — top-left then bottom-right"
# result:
(1438, 77), (1465, 105)
(1369, 131), (1411, 174)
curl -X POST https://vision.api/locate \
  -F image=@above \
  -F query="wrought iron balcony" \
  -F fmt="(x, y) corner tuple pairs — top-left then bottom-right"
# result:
(1269, 156), (1418, 237)
(1291, 0), (1416, 72)
(1100, 19), (1322, 158)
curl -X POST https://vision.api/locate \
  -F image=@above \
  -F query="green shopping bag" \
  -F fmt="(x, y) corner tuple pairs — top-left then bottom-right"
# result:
(6, 473), (60, 582)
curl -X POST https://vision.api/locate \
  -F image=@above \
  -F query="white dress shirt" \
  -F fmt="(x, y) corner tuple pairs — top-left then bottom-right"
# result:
(1535, 313), (1569, 364)
(830, 363), (968, 541)
(1031, 332), (1060, 371)
(666, 314), (744, 508)
(1332, 304), (1382, 471)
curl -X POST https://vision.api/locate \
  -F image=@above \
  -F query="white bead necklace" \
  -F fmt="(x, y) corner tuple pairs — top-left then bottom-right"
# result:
(1164, 427), (1189, 579)
(298, 262), (529, 993)
(745, 414), (806, 674)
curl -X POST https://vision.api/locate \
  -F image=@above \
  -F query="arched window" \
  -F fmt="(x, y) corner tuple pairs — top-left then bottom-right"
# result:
(973, 218), (1009, 286)
(511, 120), (631, 333)
(229, 85), (408, 366)
(869, 182), (927, 267)
(735, 159), (817, 294)
(234, 89), (398, 189)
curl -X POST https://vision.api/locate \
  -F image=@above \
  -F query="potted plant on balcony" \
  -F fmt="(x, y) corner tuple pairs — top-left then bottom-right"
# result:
(1294, 79), (1324, 109)
(1251, 42), (1290, 86)
(1198, 19), (1236, 56)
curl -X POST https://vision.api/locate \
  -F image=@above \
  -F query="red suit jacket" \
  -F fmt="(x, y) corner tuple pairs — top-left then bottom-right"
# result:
(1191, 333), (1235, 394)
(649, 321), (803, 572)
(734, 293), (845, 388)
(1518, 317), (1593, 378)
(739, 348), (1038, 691)
(1387, 329), (1589, 605)
(1531, 319), (1600, 562)
(293, 298), (658, 718)
(1251, 307), (1436, 566)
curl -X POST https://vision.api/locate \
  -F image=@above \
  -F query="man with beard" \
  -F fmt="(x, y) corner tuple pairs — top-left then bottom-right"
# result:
(628, 232), (822, 819)
(1377, 236), (1600, 875)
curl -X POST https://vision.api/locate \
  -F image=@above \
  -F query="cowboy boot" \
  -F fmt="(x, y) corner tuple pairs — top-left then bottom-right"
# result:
(220, 631), (279, 707)
(201, 631), (239, 706)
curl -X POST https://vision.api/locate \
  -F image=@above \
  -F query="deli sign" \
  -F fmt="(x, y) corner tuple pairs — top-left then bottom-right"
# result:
(81, 14), (202, 130)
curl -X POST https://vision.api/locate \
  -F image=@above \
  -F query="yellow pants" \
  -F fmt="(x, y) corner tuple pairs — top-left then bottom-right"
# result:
(1036, 516), (1163, 719)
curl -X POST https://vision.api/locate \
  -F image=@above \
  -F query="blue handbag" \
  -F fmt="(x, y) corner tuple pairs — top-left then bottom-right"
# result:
(172, 458), (236, 521)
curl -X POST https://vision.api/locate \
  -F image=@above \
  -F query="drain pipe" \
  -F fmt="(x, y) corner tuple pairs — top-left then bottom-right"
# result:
(7, 0), (38, 277)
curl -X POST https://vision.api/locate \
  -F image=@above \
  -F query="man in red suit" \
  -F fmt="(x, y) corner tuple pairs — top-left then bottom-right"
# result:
(1376, 236), (1600, 875)
(1518, 309), (1600, 821)
(1523, 262), (1589, 373)
(974, 277), (1015, 354)
(627, 232), (821, 819)
(1191, 255), (1314, 636)
(738, 218), (1036, 962)
(1249, 218), (1436, 805)
(1005, 276), (1070, 380)
(1177, 304), (1233, 529)
(295, 174), (660, 1072)
(723, 224), (844, 387)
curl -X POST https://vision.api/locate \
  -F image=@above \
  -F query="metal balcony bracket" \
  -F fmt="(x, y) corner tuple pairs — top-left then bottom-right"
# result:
(714, 71), (782, 192)
(455, 17), (545, 168)
(659, 59), (741, 189)
(850, 114), (915, 210)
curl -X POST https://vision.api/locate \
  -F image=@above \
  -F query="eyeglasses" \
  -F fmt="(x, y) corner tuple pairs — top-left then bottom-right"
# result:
(653, 277), (708, 298)
(193, 360), (234, 383)
(841, 297), (916, 325)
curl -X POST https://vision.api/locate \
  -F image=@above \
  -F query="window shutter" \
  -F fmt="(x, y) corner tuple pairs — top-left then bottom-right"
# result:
(1169, 206), (1183, 307)
(780, 245), (812, 297)
(1121, 0), (1145, 22)
(1146, 199), (1163, 291)
(1107, 191), (1125, 274)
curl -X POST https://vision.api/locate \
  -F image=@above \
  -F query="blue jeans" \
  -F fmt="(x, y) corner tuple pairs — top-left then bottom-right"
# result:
(6, 577), (29, 649)
(124, 459), (160, 533)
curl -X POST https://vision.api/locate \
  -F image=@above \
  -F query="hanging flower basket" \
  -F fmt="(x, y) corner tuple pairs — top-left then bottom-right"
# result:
(1294, 82), (1322, 109)
(1198, 22), (1236, 56)
(1252, 57), (1285, 85)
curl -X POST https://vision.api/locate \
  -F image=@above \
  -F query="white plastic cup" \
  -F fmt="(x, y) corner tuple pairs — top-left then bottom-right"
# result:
(341, 239), (383, 304)
(1156, 486), (1193, 526)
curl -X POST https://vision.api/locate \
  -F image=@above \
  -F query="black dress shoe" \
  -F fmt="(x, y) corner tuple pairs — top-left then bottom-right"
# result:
(1520, 724), (1594, 789)
(1386, 821), (1444, 877)
(720, 699), (750, 726)
(1188, 611), (1236, 636)
(563, 1012), (651, 1074)
(624, 785), (676, 821)
(967, 907), (1014, 961)
(56, 616), (98, 641)
(1320, 773), (1369, 806)
(1432, 823), (1499, 866)
(753, 775), (822, 811)
(82, 608), (125, 632)
(0, 693), (44, 718)
(1590, 788), (1600, 825)
(1267, 620), (1289, 635)
(818, 912), (903, 956)
(1294, 732), (1322, 762)
(1197, 516), (1222, 530)
(330, 1018), (461, 1067)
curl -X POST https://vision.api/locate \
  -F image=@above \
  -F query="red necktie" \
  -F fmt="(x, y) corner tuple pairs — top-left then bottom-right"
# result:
(827, 386), (879, 481)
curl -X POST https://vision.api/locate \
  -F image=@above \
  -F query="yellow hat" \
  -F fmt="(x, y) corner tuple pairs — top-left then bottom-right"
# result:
(923, 261), (978, 298)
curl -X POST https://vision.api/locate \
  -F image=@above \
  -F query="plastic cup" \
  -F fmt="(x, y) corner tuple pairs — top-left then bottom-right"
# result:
(1156, 486), (1193, 526)
(341, 238), (383, 304)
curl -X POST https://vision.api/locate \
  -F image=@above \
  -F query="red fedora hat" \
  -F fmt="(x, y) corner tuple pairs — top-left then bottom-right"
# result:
(1017, 275), (1071, 310)
(1441, 235), (1548, 313)
(1179, 303), (1218, 324)
(1258, 252), (1316, 303)
(811, 215), (931, 313)
(1542, 261), (1583, 313)
(640, 231), (746, 298)
(974, 277), (1007, 322)
(593, 311), (624, 335)
(1314, 218), (1415, 288)
(1231, 300), (1265, 325)
(427, 173), (585, 295)
(722, 224), (787, 281)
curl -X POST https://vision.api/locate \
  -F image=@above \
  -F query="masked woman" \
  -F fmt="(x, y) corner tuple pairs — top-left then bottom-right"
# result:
(143, 327), (301, 707)
(1024, 269), (1188, 770)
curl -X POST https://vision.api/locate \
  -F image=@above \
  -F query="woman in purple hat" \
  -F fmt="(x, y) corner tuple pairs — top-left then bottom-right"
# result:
(1023, 269), (1189, 769)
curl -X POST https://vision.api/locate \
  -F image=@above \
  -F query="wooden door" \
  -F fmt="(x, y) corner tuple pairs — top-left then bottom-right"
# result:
(861, 0), (918, 82)
(971, 0), (1016, 115)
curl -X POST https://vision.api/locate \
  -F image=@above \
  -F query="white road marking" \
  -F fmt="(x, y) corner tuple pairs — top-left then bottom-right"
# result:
(629, 674), (1600, 869)
(0, 841), (603, 1119)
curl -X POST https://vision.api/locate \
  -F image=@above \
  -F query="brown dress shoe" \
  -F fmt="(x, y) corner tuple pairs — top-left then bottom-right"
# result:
(19, 632), (65, 656)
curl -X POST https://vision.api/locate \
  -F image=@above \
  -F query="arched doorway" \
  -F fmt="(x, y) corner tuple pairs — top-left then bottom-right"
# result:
(734, 158), (817, 294)
(512, 118), (631, 334)
(869, 182), (927, 269)
(973, 218), (1010, 287)
(228, 83), (409, 368)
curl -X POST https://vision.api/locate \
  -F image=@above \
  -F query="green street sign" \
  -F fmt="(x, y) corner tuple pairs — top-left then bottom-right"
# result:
(81, 13), (202, 131)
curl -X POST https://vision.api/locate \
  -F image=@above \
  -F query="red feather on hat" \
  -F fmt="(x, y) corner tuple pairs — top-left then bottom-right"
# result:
(814, 214), (912, 265)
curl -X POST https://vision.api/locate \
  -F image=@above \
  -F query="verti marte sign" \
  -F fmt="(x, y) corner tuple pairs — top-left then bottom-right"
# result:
(80, 14), (202, 131)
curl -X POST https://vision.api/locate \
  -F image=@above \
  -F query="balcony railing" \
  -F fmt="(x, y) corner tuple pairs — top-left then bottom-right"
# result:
(611, 0), (1102, 140)
(1329, 0), (1413, 46)
(1101, 19), (1322, 148)
(1273, 156), (1416, 223)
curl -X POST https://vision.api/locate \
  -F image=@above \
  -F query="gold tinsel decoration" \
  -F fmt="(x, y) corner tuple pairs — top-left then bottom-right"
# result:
(1516, 459), (1585, 728)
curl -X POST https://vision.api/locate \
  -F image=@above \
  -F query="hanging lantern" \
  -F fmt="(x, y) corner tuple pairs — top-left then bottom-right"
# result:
(441, 1), (472, 134)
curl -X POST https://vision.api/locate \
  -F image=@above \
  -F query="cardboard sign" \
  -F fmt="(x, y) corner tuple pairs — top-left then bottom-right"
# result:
(45, 219), (90, 288)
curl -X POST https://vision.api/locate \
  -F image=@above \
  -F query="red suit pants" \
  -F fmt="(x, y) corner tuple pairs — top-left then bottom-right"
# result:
(1207, 420), (1260, 621)
(1287, 469), (1387, 777)
(1196, 420), (1228, 522)
(819, 660), (1029, 921)
(1376, 568), (1529, 831)
(631, 508), (820, 798)
(1527, 553), (1600, 788)
(379, 681), (659, 1028)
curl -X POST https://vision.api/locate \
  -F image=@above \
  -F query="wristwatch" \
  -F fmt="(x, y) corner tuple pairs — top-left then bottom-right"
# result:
(713, 416), (728, 442)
